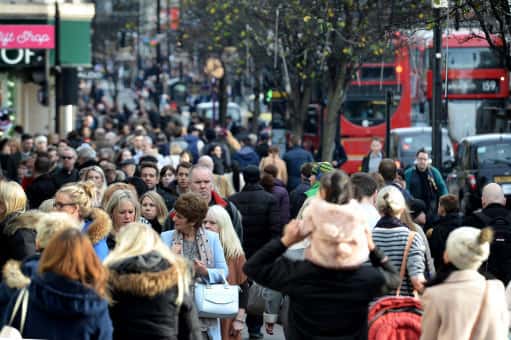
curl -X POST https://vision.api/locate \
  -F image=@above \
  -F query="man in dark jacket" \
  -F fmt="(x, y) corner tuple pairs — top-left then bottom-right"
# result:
(229, 165), (280, 339)
(463, 183), (511, 284)
(52, 147), (79, 190)
(289, 163), (313, 219)
(26, 153), (57, 209)
(405, 148), (448, 221)
(427, 194), (463, 271)
(361, 137), (384, 173)
(283, 135), (313, 191)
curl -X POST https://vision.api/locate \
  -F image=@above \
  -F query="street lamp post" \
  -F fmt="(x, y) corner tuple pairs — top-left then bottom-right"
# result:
(431, 1), (447, 168)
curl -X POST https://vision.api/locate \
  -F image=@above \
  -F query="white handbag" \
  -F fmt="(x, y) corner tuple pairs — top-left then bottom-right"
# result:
(0, 288), (29, 340)
(194, 275), (239, 319)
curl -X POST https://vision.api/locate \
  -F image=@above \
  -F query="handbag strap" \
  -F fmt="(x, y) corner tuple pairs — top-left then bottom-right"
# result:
(8, 288), (29, 333)
(396, 231), (416, 296)
(469, 280), (488, 339)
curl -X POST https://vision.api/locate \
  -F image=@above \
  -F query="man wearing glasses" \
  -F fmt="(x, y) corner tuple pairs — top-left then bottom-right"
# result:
(52, 147), (80, 190)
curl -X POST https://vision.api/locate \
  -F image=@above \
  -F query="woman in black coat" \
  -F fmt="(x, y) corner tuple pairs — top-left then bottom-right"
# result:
(104, 222), (202, 340)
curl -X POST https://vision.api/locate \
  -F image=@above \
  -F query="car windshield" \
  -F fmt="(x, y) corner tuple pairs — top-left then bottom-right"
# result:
(200, 106), (241, 122)
(399, 132), (451, 155)
(477, 143), (511, 166)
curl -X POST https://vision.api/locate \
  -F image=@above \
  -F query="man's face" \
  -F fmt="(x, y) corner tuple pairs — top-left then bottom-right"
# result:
(22, 139), (33, 153)
(133, 136), (144, 150)
(370, 140), (382, 154)
(190, 168), (213, 202)
(177, 167), (190, 190)
(416, 152), (429, 172)
(122, 164), (136, 177)
(140, 167), (158, 190)
(60, 150), (76, 171)
(35, 140), (47, 153)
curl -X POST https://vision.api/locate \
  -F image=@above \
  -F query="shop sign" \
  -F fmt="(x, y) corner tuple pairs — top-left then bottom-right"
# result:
(0, 25), (54, 49)
(0, 49), (45, 67)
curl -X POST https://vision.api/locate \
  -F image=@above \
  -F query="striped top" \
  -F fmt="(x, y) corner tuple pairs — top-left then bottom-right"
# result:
(373, 226), (426, 296)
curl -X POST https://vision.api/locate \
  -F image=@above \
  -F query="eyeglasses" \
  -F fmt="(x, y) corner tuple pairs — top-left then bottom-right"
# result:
(60, 156), (73, 160)
(54, 202), (77, 209)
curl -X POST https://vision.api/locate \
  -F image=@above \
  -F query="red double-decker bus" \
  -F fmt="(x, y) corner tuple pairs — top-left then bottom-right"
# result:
(414, 30), (510, 142)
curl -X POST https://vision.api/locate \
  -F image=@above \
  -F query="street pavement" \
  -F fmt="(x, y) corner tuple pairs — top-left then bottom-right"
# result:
(242, 324), (285, 340)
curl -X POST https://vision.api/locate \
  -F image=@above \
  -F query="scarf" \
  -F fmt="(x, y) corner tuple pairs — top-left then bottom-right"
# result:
(305, 182), (320, 198)
(171, 226), (214, 269)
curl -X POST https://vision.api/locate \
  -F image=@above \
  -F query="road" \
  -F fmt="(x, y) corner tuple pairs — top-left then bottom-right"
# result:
(242, 324), (285, 340)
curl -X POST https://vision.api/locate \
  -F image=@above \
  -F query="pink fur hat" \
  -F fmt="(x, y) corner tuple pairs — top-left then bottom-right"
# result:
(301, 198), (369, 269)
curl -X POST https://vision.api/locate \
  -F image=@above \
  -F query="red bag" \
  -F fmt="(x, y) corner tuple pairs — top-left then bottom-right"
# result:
(368, 232), (422, 340)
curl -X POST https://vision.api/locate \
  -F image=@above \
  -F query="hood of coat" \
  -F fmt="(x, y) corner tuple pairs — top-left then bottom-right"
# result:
(0, 212), (25, 236)
(2, 255), (39, 289)
(108, 251), (178, 298)
(83, 208), (112, 245)
(29, 271), (108, 317)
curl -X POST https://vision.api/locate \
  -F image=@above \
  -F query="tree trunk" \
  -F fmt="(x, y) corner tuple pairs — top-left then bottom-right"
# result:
(289, 81), (311, 139)
(251, 70), (261, 133)
(322, 75), (345, 161)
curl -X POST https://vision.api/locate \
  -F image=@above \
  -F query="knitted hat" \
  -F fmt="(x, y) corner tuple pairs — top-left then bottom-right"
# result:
(243, 165), (260, 184)
(301, 198), (369, 269)
(312, 162), (334, 179)
(409, 198), (426, 219)
(446, 227), (493, 270)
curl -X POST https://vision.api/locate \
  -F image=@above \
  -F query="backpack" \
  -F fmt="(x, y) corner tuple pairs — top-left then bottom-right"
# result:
(368, 232), (422, 340)
(474, 211), (511, 285)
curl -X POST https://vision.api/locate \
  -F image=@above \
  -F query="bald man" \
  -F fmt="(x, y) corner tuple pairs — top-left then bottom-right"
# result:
(464, 183), (511, 284)
(197, 155), (235, 197)
(464, 182), (510, 227)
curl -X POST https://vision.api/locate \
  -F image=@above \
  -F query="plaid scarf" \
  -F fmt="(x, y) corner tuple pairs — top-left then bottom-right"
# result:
(171, 226), (214, 269)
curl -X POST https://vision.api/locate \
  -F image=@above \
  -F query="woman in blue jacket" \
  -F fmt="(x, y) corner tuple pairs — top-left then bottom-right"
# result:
(161, 192), (228, 340)
(2, 228), (112, 340)
(55, 181), (111, 260)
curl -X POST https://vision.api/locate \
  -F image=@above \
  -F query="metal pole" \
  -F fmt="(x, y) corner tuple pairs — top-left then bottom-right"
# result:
(432, 8), (443, 168)
(156, 0), (162, 106)
(54, 1), (61, 134)
(166, 0), (171, 76)
(385, 91), (393, 157)
(274, 7), (279, 70)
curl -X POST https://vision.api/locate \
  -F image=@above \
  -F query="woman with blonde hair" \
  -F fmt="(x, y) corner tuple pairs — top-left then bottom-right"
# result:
(104, 189), (141, 248)
(104, 222), (202, 340)
(203, 205), (248, 340)
(0, 180), (28, 270)
(2, 228), (112, 339)
(79, 165), (107, 207)
(55, 181), (112, 260)
(373, 185), (427, 295)
(140, 191), (168, 233)
(101, 182), (138, 207)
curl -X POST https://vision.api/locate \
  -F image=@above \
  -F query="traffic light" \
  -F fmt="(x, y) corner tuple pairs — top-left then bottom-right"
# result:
(118, 30), (127, 48)
(5, 79), (15, 109)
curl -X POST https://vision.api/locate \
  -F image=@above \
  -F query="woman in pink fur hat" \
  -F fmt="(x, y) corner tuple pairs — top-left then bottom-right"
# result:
(244, 170), (400, 339)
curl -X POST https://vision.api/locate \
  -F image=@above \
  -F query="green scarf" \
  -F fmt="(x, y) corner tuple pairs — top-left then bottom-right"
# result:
(305, 182), (320, 198)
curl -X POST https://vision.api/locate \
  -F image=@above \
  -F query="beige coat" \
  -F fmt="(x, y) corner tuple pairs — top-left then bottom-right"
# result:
(259, 155), (288, 185)
(420, 270), (508, 340)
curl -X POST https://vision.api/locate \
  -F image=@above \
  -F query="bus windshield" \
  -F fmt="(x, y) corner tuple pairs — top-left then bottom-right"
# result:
(443, 47), (501, 69)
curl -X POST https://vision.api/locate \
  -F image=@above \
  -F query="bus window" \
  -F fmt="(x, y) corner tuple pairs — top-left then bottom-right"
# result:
(442, 47), (501, 69)
(360, 67), (396, 81)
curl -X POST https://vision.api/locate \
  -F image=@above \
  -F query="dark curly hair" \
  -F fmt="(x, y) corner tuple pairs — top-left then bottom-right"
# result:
(174, 192), (208, 228)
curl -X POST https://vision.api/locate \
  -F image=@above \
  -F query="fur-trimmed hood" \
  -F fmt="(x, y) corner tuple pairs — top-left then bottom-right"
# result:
(2, 256), (39, 289)
(83, 208), (112, 245)
(2, 212), (36, 236)
(108, 251), (179, 298)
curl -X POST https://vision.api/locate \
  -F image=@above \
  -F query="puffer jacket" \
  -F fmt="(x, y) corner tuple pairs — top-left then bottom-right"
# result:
(107, 251), (202, 340)
(229, 183), (280, 258)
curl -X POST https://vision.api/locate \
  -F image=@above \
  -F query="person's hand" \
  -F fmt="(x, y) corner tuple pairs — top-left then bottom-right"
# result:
(265, 322), (274, 335)
(230, 320), (244, 336)
(171, 242), (182, 254)
(281, 220), (305, 247)
(332, 160), (338, 167)
(365, 228), (375, 251)
(194, 259), (208, 277)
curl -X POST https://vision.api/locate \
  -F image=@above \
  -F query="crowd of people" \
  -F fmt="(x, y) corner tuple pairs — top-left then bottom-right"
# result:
(0, 97), (509, 340)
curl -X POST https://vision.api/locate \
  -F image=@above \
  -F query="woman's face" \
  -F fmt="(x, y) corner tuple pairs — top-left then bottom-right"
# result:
(141, 196), (157, 221)
(54, 192), (80, 220)
(121, 149), (132, 161)
(173, 211), (195, 233)
(213, 146), (222, 158)
(202, 213), (219, 233)
(1, 143), (11, 155)
(86, 170), (103, 189)
(113, 200), (136, 230)
(161, 169), (175, 187)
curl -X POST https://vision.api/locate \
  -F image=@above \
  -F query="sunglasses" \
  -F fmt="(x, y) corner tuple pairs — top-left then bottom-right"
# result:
(60, 156), (73, 160)
(54, 202), (76, 209)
